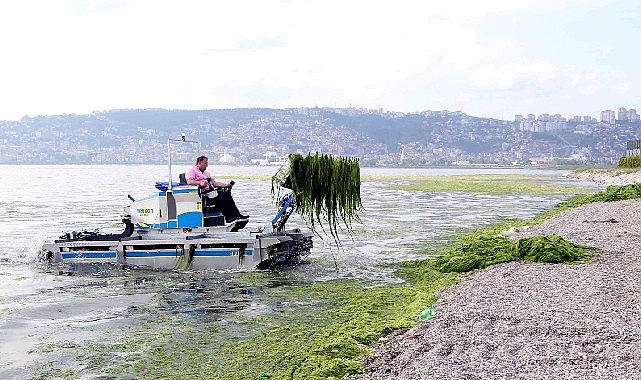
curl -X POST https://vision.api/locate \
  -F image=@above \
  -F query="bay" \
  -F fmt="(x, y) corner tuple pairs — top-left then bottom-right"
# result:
(0, 164), (595, 378)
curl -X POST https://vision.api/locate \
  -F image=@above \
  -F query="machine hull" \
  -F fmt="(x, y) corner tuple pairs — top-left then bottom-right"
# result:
(41, 228), (312, 270)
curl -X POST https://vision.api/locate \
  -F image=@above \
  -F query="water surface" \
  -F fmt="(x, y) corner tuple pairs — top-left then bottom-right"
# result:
(0, 164), (596, 377)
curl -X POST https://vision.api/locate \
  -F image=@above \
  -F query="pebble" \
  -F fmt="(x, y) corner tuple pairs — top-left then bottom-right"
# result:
(351, 172), (641, 380)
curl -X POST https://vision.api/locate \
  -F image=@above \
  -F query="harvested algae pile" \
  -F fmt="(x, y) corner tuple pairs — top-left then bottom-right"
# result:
(436, 233), (594, 273)
(272, 152), (363, 243)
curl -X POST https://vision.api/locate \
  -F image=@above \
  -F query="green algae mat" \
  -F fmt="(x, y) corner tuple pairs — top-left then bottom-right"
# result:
(45, 231), (595, 380)
(385, 174), (587, 195)
(34, 183), (641, 380)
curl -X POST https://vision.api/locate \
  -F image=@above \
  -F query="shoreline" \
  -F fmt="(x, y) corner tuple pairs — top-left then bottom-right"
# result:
(353, 172), (641, 379)
(564, 169), (641, 186)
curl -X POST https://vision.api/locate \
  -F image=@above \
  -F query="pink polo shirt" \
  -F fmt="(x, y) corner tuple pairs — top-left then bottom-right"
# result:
(186, 165), (212, 188)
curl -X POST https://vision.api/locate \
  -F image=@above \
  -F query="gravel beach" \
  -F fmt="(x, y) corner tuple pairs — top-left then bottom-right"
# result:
(353, 173), (641, 380)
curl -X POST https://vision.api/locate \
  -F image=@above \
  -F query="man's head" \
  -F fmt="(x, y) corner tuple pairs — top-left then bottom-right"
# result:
(196, 155), (208, 171)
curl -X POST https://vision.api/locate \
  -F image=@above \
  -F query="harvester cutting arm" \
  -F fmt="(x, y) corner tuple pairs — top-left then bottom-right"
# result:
(270, 194), (295, 232)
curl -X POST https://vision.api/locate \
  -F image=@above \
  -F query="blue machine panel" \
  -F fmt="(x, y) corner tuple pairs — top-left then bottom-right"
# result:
(126, 250), (181, 258)
(61, 251), (117, 260)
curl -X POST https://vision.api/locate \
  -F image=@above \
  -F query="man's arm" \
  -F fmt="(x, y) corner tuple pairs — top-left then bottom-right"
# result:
(209, 179), (231, 188)
(187, 178), (208, 187)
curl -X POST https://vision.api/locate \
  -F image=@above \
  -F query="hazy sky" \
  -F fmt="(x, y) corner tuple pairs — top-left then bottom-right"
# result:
(0, 0), (639, 121)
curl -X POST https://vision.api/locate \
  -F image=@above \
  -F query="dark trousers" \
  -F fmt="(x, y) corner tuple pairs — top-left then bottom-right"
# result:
(211, 190), (242, 220)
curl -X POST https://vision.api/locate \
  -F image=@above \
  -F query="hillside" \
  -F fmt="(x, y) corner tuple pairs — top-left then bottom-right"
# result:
(0, 108), (638, 165)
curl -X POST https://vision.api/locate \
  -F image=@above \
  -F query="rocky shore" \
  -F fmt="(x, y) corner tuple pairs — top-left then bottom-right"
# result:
(353, 171), (641, 380)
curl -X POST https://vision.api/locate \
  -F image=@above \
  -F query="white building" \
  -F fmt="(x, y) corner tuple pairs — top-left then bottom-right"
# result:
(219, 153), (237, 163)
(618, 107), (629, 121)
(600, 110), (616, 124)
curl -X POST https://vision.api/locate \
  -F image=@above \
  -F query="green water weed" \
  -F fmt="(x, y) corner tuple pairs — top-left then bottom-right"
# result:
(388, 174), (586, 195)
(43, 181), (639, 379)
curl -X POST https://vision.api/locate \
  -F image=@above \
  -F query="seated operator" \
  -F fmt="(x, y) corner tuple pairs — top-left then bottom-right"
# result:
(186, 155), (247, 222)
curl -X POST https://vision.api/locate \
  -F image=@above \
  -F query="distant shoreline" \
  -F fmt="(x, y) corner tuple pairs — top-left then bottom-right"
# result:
(0, 161), (589, 170)
(565, 169), (641, 185)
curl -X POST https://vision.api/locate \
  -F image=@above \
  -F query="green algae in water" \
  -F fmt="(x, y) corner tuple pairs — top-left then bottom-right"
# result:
(388, 174), (587, 195)
(36, 180), (630, 380)
(60, 269), (456, 380)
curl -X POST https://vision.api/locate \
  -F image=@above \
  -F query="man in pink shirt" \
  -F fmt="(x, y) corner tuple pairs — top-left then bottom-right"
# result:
(186, 155), (232, 190)
(186, 155), (247, 222)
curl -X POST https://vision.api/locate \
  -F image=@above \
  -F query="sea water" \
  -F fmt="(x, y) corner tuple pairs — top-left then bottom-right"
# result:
(0, 164), (595, 378)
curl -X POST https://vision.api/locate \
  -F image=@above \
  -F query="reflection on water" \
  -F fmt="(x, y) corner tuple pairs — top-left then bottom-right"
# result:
(0, 164), (596, 377)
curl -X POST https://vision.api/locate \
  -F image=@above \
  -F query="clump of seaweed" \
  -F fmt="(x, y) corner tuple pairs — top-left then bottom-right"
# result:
(272, 153), (363, 244)
(515, 234), (593, 263)
(436, 233), (593, 273)
(436, 235), (515, 273)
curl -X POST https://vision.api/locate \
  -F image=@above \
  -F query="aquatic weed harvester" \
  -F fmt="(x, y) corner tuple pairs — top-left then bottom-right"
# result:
(41, 136), (311, 270)
(40, 135), (362, 270)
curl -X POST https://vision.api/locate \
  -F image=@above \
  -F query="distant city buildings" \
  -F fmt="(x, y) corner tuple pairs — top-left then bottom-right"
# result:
(3, 106), (641, 166)
(516, 106), (640, 131)
(618, 107), (640, 122)
(618, 108), (627, 121)
(601, 110), (616, 124)
(516, 113), (567, 133)
(570, 115), (596, 123)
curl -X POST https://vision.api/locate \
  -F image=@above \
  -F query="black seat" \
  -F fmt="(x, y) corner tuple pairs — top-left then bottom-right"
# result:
(179, 173), (187, 185)
(202, 193), (225, 226)
(202, 194), (220, 212)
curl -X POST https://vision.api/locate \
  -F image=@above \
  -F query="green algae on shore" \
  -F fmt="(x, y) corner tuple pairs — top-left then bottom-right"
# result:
(436, 233), (593, 273)
(527, 183), (641, 224)
(30, 183), (641, 380)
